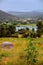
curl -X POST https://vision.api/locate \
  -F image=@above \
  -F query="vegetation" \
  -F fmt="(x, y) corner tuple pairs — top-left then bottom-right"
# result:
(0, 10), (43, 65)
(25, 38), (38, 65)
(0, 22), (16, 37)
(0, 21), (43, 38)
(36, 21), (43, 37)
(0, 38), (43, 65)
(17, 23), (36, 26)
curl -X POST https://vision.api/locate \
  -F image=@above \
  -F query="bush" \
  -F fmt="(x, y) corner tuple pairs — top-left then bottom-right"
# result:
(25, 38), (38, 65)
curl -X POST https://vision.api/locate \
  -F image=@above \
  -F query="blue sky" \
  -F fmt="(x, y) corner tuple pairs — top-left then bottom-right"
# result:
(0, 0), (43, 12)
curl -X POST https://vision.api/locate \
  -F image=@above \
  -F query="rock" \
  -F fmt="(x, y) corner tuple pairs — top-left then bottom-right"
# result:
(1, 42), (14, 49)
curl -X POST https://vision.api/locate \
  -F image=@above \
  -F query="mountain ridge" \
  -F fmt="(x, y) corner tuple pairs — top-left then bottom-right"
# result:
(8, 11), (43, 19)
(0, 10), (19, 22)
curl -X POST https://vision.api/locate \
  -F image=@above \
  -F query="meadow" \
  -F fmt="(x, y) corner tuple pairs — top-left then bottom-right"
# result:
(17, 23), (36, 26)
(0, 37), (43, 65)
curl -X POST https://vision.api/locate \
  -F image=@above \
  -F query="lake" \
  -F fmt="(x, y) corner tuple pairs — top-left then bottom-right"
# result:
(16, 26), (37, 31)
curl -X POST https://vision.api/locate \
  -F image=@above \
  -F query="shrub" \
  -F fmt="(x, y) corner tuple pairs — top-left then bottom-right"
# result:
(25, 38), (38, 65)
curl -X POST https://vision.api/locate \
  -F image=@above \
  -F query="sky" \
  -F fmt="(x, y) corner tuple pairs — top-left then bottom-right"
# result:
(0, 0), (43, 12)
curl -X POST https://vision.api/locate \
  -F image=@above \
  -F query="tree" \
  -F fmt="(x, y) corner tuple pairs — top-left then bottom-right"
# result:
(36, 21), (43, 37)
(26, 27), (29, 31)
(0, 22), (16, 37)
(32, 28), (35, 32)
(18, 29), (26, 34)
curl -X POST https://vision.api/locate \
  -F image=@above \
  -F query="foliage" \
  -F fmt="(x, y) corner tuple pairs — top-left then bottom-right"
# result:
(36, 21), (43, 37)
(0, 38), (43, 65)
(0, 21), (43, 38)
(25, 38), (38, 65)
(0, 22), (16, 37)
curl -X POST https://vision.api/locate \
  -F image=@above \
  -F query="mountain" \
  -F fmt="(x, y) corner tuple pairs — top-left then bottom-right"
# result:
(0, 10), (19, 22)
(8, 11), (43, 19)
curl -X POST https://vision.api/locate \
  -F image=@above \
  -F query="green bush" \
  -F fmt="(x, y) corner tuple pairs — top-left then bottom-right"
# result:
(25, 38), (38, 65)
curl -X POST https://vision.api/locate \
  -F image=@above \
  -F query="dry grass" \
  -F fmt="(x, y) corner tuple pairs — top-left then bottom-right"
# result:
(0, 37), (43, 65)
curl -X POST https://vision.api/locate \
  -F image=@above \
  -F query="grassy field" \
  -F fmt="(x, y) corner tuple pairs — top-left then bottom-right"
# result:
(17, 23), (36, 26)
(0, 37), (43, 65)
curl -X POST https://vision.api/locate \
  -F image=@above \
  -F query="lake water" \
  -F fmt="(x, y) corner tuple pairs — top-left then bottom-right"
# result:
(16, 26), (37, 31)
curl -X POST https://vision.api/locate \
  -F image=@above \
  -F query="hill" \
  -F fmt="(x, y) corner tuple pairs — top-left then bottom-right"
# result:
(0, 10), (19, 23)
(8, 11), (43, 19)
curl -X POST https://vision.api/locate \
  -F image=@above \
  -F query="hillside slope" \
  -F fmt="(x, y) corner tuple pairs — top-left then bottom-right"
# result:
(9, 11), (43, 19)
(0, 10), (19, 22)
